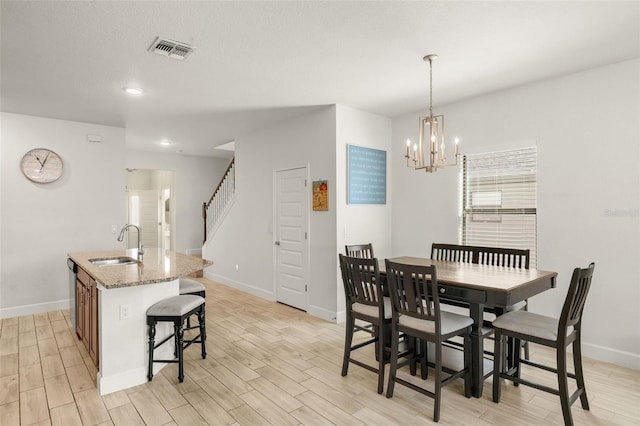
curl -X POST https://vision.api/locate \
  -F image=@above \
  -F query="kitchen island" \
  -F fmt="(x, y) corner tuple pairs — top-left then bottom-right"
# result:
(67, 248), (212, 395)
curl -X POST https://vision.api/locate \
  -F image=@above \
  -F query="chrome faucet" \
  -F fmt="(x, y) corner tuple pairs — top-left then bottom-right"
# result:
(117, 224), (144, 261)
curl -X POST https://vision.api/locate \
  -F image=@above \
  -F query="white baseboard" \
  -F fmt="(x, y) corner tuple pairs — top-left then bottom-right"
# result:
(97, 367), (148, 396)
(97, 344), (172, 396)
(204, 271), (275, 301)
(185, 248), (202, 257)
(582, 342), (640, 371)
(204, 271), (339, 323)
(335, 309), (346, 324)
(0, 299), (71, 319)
(307, 305), (339, 323)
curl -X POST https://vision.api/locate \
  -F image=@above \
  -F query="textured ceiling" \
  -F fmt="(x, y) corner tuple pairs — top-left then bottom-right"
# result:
(1, 1), (639, 157)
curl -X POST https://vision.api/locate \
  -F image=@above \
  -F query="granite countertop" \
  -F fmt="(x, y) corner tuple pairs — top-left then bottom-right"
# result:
(68, 248), (213, 289)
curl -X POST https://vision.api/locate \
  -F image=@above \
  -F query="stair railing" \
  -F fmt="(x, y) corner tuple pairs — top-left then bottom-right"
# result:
(203, 158), (235, 243)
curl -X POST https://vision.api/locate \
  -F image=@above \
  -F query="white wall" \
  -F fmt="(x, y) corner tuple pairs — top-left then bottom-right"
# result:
(0, 113), (228, 318)
(205, 105), (393, 322)
(125, 150), (228, 254)
(335, 105), (393, 318)
(204, 106), (338, 319)
(392, 59), (640, 369)
(392, 113), (460, 257)
(0, 113), (125, 317)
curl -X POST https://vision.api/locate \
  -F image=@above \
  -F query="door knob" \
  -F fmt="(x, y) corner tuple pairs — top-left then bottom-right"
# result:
(275, 241), (280, 246)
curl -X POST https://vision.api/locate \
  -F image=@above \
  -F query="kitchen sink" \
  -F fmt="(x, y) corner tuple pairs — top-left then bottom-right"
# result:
(89, 256), (140, 266)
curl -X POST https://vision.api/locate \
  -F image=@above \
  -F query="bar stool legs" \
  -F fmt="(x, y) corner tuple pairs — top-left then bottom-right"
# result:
(198, 308), (207, 359)
(147, 323), (156, 381)
(176, 322), (185, 382)
(146, 294), (206, 383)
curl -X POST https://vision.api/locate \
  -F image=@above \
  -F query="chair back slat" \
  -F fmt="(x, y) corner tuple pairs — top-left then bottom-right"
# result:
(385, 260), (440, 332)
(431, 243), (474, 263)
(345, 243), (374, 259)
(476, 246), (530, 269)
(339, 254), (381, 309)
(560, 263), (595, 331)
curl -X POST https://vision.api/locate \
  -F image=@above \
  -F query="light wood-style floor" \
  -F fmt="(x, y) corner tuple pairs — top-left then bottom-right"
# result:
(1, 277), (638, 425)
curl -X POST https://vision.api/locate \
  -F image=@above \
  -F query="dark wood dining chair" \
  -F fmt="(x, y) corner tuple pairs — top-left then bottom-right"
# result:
(476, 246), (531, 359)
(492, 263), (595, 426)
(385, 260), (472, 423)
(430, 243), (491, 365)
(339, 254), (390, 394)
(430, 243), (475, 313)
(345, 243), (374, 259)
(344, 244), (376, 338)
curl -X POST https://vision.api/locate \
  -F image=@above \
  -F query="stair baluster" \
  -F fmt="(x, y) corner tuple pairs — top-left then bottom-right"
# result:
(203, 158), (235, 243)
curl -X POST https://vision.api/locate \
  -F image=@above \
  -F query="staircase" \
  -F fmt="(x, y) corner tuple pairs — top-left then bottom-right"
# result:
(202, 158), (235, 243)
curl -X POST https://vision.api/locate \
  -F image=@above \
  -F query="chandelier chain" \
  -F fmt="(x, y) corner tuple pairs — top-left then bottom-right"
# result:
(429, 58), (433, 117)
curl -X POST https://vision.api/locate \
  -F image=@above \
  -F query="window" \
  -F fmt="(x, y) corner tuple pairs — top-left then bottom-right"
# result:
(459, 147), (537, 267)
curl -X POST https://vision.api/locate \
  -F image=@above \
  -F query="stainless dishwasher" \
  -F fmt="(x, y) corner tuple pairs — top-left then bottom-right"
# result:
(67, 258), (77, 329)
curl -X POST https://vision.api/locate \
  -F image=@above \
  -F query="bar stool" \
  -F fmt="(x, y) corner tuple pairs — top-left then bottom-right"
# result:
(179, 278), (206, 298)
(179, 278), (206, 329)
(147, 294), (206, 383)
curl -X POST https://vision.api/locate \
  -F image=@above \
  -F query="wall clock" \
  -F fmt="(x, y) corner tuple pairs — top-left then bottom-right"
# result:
(20, 148), (64, 183)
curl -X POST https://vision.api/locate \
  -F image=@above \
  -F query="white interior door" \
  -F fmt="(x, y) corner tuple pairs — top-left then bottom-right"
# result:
(127, 189), (160, 249)
(125, 169), (175, 252)
(161, 187), (171, 252)
(275, 166), (309, 311)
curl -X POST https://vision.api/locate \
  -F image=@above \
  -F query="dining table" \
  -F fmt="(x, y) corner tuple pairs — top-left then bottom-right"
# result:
(380, 256), (558, 398)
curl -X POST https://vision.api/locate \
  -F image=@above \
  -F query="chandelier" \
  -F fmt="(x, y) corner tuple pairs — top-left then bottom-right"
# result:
(405, 54), (459, 172)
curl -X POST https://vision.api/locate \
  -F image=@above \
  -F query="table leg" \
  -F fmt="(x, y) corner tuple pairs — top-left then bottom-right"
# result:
(493, 306), (514, 372)
(375, 324), (392, 363)
(469, 303), (484, 398)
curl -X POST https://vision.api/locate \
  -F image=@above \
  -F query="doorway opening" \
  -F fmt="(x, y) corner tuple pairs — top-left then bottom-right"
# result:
(125, 169), (176, 253)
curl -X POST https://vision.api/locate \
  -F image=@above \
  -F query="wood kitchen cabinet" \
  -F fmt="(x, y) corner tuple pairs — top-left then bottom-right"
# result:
(75, 279), (85, 341)
(76, 266), (99, 367)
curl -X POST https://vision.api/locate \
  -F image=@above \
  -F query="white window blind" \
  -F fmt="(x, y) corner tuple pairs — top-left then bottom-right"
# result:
(459, 147), (537, 267)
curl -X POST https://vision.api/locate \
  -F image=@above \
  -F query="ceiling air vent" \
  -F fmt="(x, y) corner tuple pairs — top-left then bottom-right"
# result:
(148, 37), (194, 61)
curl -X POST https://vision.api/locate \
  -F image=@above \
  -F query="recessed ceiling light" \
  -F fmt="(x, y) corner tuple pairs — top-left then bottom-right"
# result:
(160, 139), (172, 146)
(124, 87), (143, 96)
